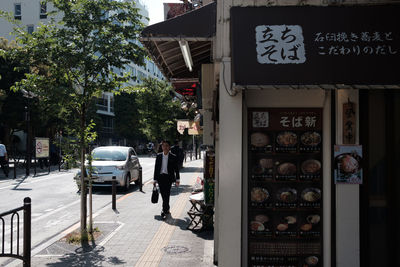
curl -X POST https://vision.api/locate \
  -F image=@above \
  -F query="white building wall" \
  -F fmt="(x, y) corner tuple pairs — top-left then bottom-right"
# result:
(0, 0), (61, 40)
(335, 89), (360, 267)
(215, 0), (243, 266)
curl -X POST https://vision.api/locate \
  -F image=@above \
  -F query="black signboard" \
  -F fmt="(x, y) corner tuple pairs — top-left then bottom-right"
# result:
(248, 108), (323, 267)
(231, 6), (400, 85)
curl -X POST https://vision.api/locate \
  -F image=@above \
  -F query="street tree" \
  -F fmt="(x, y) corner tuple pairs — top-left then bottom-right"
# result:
(114, 92), (145, 145)
(1, 0), (146, 239)
(0, 38), (28, 146)
(134, 78), (188, 143)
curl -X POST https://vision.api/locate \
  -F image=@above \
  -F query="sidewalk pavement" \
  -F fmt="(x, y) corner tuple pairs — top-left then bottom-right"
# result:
(11, 159), (215, 267)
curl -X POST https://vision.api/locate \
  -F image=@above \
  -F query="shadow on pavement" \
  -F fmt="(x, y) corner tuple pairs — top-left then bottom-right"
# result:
(153, 215), (191, 231)
(45, 249), (126, 266)
(11, 176), (30, 190)
(180, 167), (203, 173)
(77, 184), (143, 195)
(170, 184), (192, 195)
(153, 214), (214, 240)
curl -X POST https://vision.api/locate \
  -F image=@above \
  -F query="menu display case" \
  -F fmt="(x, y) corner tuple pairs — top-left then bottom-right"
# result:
(248, 108), (323, 267)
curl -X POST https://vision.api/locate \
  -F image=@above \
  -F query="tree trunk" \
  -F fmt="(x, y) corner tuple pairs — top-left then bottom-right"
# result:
(80, 110), (87, 239)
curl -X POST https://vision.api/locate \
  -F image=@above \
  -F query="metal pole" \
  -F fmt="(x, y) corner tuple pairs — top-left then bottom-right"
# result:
(23, 197), (31, 267)
(24, 106), (29, 176)
(13, 159), (16, 179)
(139, 167), (143, 192)
(112, 176), (116, 210)
(192, 135), (195, 160)
(58, 132), (61, 172)
(88, 179), (93, 233)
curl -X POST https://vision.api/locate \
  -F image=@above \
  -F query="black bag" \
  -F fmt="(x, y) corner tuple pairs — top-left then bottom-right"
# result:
(151, 184), (159, 204)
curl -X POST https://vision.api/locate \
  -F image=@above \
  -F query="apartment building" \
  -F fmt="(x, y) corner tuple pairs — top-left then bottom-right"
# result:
(0, 0), (164, 145)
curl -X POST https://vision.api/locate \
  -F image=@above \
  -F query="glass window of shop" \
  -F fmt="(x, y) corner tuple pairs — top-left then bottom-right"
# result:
(360, 90), (400, 267)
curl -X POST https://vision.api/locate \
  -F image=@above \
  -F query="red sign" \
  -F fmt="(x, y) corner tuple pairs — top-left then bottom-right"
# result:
(174, 82), (197, 96)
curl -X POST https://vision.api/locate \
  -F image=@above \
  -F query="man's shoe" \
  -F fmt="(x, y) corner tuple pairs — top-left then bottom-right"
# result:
(161, 211), (166, 218)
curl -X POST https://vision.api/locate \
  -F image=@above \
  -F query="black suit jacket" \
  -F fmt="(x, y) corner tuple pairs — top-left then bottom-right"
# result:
(153, 152), (180, 183)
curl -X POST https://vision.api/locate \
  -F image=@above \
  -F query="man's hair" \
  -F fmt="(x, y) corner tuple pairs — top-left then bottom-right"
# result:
(162, 140), (171, 146)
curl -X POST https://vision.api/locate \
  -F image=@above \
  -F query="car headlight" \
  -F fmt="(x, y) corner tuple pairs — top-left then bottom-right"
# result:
(115, 166), (124, 170)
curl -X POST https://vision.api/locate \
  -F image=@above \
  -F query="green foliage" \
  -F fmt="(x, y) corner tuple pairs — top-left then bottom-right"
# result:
(114, 92), (145, 145)
(134, 78), (187, 142)
(1, 0), (147, 234)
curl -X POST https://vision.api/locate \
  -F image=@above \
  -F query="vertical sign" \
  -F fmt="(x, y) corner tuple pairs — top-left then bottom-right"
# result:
(35, 138), (49, 158)
(204, 150), (215, 205)
(343, 102), (356, 144)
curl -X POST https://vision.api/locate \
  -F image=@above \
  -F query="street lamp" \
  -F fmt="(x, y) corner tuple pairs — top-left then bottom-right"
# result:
(24, 105), (30, 176)
(22, 89), (35, 176)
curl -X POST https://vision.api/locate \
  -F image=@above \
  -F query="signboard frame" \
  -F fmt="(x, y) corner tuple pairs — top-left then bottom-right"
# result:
(231, 6), (400, 86)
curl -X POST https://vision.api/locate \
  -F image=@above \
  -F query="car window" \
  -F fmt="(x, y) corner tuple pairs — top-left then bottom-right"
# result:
(92, 150), (127, 161)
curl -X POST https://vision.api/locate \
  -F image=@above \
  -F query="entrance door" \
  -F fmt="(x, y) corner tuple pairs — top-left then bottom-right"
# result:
(360, 90), (400, 267)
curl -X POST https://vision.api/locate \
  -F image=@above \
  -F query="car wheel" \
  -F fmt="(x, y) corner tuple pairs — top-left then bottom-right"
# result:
(124, 173), (131, 191)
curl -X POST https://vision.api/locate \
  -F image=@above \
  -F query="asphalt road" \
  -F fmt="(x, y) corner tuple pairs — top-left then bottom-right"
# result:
(0, 156), (156, 266)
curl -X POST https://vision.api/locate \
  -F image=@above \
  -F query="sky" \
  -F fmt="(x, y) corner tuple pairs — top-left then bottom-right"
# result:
(139, 0), (182, 25)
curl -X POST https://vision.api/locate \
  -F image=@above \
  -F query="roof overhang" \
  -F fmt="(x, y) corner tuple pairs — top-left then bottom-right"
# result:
(140, 2), (216, 81)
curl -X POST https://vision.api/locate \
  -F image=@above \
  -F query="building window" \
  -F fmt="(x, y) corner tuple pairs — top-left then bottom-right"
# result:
(40, 1), (47, 19)
(109, 96), (114, 113)
(101, 116), (114, 134)
(27, 25), (34, 34)
(14, 3), (21, 20)
(96, 95), (108, 111)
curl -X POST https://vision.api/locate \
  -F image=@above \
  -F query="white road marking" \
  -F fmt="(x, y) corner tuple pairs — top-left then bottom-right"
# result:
(0, 172), (77, 191)
(31, 199), (80, 223)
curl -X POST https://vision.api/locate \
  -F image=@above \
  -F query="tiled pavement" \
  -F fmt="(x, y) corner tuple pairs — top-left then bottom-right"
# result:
(11, 159), (214, 267)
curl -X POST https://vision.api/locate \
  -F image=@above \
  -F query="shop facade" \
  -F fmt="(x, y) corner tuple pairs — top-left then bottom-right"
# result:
(141, 1), (400, 266)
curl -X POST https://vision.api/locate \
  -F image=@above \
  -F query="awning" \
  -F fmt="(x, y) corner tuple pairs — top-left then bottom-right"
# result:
(140, 2), (216, 81)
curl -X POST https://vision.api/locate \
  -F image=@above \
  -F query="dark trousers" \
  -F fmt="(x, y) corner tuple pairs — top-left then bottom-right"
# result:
(0, 156), (9, 177)
(158, 174), (172, 213)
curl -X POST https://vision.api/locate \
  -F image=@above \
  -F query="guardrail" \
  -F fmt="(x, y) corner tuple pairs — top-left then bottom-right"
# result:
(184, 150), (203, 162)
(0, 197), (31, 267)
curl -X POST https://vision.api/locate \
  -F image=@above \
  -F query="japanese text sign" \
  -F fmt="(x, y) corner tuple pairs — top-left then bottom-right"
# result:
(250, 108), (322, 131)
(177, 120), (190, 134)
(204, 150), (215, 205)
(231, 6), (400, 85)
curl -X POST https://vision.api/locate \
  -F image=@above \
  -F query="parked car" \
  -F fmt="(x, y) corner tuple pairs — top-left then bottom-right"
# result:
(74, 146), (142, 191)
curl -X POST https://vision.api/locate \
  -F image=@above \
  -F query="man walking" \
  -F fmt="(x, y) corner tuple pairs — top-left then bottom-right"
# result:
(171, 140), (184, 169)
(153, 140), (180, 219)
(0, 140), (9, 178)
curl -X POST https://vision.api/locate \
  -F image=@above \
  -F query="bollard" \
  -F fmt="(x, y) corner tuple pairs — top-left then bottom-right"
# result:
(23, 197), (31, 267)
(112, 176), (116, 210)
(14, 161), (16, 179)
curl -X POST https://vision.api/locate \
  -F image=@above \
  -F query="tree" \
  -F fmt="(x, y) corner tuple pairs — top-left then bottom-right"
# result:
(0, 38), (28, 146)
(114, 92), (145, 145)
(135, 78), (189, 143)
(1, 0), (146, 239)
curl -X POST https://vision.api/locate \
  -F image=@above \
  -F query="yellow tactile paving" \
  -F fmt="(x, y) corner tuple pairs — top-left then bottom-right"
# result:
(135, 176), (196, 267)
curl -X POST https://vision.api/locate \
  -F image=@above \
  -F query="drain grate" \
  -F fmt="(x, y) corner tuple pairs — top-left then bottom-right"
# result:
(163, 245), (190, 254)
